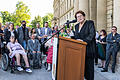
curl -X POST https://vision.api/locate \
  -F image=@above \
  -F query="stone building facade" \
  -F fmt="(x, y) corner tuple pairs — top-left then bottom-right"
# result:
(53, 0), (120, 33)
(53, 0), (120, 73)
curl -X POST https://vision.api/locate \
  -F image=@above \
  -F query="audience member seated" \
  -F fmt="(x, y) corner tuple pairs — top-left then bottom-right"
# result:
(28, 34), (41, 68)
(7, 36), (32, 73)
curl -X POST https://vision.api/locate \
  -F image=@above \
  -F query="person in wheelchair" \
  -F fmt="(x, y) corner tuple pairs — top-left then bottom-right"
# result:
(7, 36), (32, 73)
(28, 34), (41, 68)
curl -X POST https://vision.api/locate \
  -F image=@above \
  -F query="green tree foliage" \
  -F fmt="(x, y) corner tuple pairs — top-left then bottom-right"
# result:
(0, 17), (2, 23)
(0, 1), (31, 26)
(0, 1), (53, 28)
(0, 11), (12, 25)
(31, 15), (43, 28)
(42, 13), (53, 27)
(12, 1), (31, 26)
(31, 13), (53, 28)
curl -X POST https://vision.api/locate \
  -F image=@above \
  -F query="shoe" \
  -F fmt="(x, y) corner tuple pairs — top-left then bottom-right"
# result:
(101, 69), (108, 72)
(17, 67), (23, 71)
(112, 70), (115, 73)
(95, 63), (98, 65)
(103, 68), (105, 69)
(98, 66), (103, 68)
(47, 63), (51, 71)
(26, 68), (32, 73)
(47, 68), (51, 72)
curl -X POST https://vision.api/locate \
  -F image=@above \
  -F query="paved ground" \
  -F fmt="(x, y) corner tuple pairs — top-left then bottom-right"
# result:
(0, 59), (118, 80)
(0, 67), (107, 80)
(0, 58), (52, 80)
(94, 65), (120, 80)
(0, 68), (52, 80)
(0, 65), (108, 80)
(94, 70), (108, 80)
(0, 67), (52, 80)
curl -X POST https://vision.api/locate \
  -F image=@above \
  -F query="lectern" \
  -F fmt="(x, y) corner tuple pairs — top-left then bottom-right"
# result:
(57, 37), (87, 80)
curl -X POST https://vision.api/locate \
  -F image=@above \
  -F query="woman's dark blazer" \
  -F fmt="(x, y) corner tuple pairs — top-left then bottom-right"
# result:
(4, 30), (18, 43)
(74, 20), (96, 58)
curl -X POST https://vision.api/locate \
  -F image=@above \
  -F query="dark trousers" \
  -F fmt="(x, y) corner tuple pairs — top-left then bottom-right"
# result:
(41, 44), (48, 55)
(41, 38), (48, 55)
(84, 58), (94, 80)
(31, 53), (41, 67)
(105, 47), (118, 71)
(95, 45), (98, 64)
(95, 57), (98, 64)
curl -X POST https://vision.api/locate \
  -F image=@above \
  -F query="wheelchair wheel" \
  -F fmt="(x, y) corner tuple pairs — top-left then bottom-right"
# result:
(1, 53), (9, 71)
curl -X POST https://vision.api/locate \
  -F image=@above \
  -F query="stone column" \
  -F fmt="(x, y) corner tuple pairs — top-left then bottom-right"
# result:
(113, 0), (120, 33)
(58, 0), (60, 26)
(97, 0), (107, 31)
(74, 0), (79, 14)
(78, 0), (89, 19)
(89, 0), (97, 29)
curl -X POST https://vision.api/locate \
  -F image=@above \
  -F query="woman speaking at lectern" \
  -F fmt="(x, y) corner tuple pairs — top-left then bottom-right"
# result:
(74, 10), (96, 80)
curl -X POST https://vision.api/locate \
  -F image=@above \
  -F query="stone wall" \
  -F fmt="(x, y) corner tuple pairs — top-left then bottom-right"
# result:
(53, 0), (120, 73)
(106, 0), (113, 33)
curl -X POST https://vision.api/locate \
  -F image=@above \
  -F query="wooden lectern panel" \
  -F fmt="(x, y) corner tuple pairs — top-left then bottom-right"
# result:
(57, 37), (86, 80)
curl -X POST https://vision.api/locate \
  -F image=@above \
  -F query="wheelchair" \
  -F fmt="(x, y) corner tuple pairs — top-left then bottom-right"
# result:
(1, 42), (28, 73)
(1, 42), (10, 71)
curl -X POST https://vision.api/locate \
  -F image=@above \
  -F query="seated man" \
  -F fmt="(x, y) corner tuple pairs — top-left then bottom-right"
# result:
(28, 34), (41, 68)
(7, 36), (32, 73)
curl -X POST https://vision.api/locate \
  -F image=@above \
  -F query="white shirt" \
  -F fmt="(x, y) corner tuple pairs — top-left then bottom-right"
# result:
(37, 28), (41, 35)
(45, 27), (48, 35)
(96, 32), (99, 39)
(16, 29), (18, 32)
(32, 40), (35, 43)
(9, 30), (15, 37)
(78, 27), (82, 32)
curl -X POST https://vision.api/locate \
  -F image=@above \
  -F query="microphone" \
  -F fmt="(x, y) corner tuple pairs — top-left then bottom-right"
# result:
(65, 19), (77, 24)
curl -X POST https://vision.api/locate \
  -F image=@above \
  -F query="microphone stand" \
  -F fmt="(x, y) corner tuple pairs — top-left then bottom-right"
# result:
(42, 19), (76, 44)
(42, 22), (69, 80)
(42, 24), (67, 45)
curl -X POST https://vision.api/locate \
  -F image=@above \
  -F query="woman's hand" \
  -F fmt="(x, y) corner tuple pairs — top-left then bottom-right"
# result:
(32, 51), (36, 53)
(101, 41), (107, 44)
(77, 39), (83, 41)
(96, 40), (99, 42)
(37, 51), (41, 53)
(38, 36), (42, 39)
(43, 35), (48, 38)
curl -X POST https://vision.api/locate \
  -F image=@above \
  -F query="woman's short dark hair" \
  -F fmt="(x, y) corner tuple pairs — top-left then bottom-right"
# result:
(100, 29), (107, 36)
(75, 10), (86, 19)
